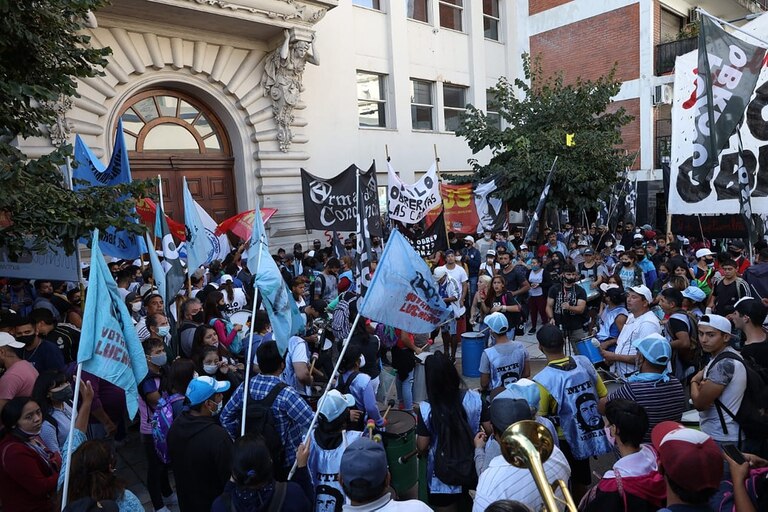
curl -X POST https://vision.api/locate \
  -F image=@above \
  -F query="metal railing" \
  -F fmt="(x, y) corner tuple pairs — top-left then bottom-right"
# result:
(655, 36), (698, 76)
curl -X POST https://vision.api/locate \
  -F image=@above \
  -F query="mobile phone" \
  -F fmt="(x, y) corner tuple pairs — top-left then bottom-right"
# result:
(722, 444), (746, 465)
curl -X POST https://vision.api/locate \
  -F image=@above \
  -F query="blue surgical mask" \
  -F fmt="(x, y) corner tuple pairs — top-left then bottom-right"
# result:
(157, 325), (170, 337)
(150, 353), (167, 367)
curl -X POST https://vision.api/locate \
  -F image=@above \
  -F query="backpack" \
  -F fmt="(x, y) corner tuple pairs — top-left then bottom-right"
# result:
(245, 383), (288, 470)
(151, 392), (185, 464)
(711, 466), (768, 512)
(669, 310), (703, 372)
(431, 397), (478, 488)
(336, 372), (364, 430)
(707, 351), (768, 443)
(220, 481), (287, 512)
(209, 318), (243, 355)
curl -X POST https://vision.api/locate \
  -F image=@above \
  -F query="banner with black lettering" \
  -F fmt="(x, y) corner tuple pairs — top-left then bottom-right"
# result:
(401, 211), (448, 258)
(301, 164), (382, 236)
(669, 16), (768, 215)
(387, 162), (441, 224)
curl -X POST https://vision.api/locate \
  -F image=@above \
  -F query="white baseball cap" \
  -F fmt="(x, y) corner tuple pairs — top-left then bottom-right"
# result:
(0, 332), (24, 349)
(433, 266), (448, 279)
(629, 285), (652, 303)
(699, 314), (732, 334)
(695, 248), (714, 259)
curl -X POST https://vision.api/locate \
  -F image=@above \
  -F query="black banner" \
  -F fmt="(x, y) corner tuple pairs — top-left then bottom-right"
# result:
(401, 211), (448, 257)
(301, 163), (382, 236)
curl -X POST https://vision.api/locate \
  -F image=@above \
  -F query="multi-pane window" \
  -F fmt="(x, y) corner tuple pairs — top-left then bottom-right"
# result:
(483, 0), (500, 40)
(486, 89), (501, 130)
(353, 0), (381, 9)
(411, 79), (434, 130)
(443, 84), (467, 132)
(439, 0), (463, 31)
(357, 72), (387, 128)
(407, 0), (429, 22)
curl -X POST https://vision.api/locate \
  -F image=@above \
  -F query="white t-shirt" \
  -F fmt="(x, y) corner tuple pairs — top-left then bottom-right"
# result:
(283, 335), (311, 395)
(224, 287), (248, 313)
(472, 448), (571, 512)
(611, 310), (662, 378)
(700, 348), (747, 442)
(442, 264), (468, 296)
(479, 262), (500, 277)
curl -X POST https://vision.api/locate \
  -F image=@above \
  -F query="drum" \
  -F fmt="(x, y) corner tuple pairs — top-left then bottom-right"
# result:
(681, 409), (701, 431)
(578, 279), (600, 301)
(380, 410), (418, 498)
(575, 337), (604, 365)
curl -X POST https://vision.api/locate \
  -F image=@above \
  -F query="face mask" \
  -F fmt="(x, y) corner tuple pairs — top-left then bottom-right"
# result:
(16, 334), (36, 346)
(157, 325), (171, 338)
(192, 311), (205, 323)
(51, 385), (74, 402)
(531, 265), (540, 271)
(484, 234), (491, 240)
(658, 272), (668, 280)
(706, 262), (714, 268)
(621, 261), (632, 267)
(210, 399), (222, 415)
(203, 364), (218, 375)
(150, 353), (167, 366)
(131, 302), (142, 313)
(456, 256), (463, 262)
(14, 426), (41, 439)
(565, 276), (578, 284)
(729, 250), (741, 258)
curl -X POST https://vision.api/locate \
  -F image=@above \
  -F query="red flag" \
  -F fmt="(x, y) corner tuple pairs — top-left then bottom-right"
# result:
(135, 198), (187, 240)
(215, 208), (278, 240)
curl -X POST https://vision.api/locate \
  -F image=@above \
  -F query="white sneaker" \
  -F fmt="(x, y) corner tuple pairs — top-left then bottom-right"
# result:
(163, 492), (179, 506)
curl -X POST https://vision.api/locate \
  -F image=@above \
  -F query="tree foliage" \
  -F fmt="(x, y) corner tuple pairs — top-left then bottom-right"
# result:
(0, 0), (152, 259)
(457, 54), (635, 213)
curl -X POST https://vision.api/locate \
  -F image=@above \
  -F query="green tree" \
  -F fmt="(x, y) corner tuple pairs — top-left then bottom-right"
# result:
(457, 54), (635, 216)
(0, 0), (151, 259)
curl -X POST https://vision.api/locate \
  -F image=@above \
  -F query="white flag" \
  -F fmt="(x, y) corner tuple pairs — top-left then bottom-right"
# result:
(387, 162), (442, 224)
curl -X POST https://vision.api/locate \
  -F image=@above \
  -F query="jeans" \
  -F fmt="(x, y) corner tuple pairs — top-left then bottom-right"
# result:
(467, 276), (478, 313)
(395, 369), (415, 411)
(141, 433), (172, 510)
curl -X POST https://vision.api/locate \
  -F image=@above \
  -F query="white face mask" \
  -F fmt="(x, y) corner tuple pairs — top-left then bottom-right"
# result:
(131, 302), (142, 313)
(203, 364), (218, 375)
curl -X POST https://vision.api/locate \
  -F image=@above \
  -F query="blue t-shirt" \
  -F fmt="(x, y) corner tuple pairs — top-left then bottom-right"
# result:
(23, 340), (66, 373)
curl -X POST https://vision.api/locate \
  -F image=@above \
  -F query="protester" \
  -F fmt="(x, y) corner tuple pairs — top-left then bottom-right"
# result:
(135, 293), (166, 341)
(742, 247), (768, 300)
(600, 334), (686, 441)
(708, 259), (751, 316)
(178, 298), (204, 357)
(211, 434), (313, 512)
(340, 437), (432, 511)
(526, 257), (550, 333)
(682, 285), (707, 317)
(594, 286), (627, 352)
(314, 258), (341, 302)
(416, 351), (489, 511)
(15, 314), (66, 373)
(731, 297), (768, 371)
(472, 397), (570, 512)
(546, 264), (588, 347)
(204, 291), (243, 355)
(482, 275), (522, 339)
(434, 266), (463, 362)
(391, 328), (422, 412)
(32, 370), (73, 453)
(479, 313), (530, 393)
(168, 376), (233, 512)
(534, 325), (611, 501)
(615, 251), (645, 289)
(470, 275), (493, 329)
(335, 345), (383, 429)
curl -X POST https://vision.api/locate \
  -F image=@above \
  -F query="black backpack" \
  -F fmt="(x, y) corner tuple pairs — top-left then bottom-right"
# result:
(245, 383), (288, 470)
(708, 351), (768, 443)
(335, 372), (364, 430)
(431, 399), (478, 488)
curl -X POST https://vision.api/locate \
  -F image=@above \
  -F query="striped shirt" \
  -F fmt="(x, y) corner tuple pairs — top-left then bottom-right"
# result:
(607, 377), (687, 442)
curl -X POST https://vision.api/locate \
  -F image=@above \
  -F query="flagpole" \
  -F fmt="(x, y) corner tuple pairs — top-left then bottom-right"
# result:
(433, 145), (452, 242)
(287, 312), (363, 480)
(240, 233), (264, 437)
(697, 8), (768, 48)
(60, 363), (83, 511)
(385, 144), (390, 162)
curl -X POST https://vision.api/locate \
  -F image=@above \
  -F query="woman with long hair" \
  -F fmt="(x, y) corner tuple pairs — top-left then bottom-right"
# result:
(211, 435), (312, 512)
(481, 276), (522, 337)
(32, 371), (73, 453)
(595, 287), (628, 353)
(416, 351), (491, 511)
(190, 324), (236, 367)
(203, 291), (243, 355)
(614, 251), (644, 290)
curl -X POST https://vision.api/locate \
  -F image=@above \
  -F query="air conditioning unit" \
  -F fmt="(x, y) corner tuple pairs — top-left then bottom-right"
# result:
(653, 84), (674, 106)
(689, 7), (701, 24)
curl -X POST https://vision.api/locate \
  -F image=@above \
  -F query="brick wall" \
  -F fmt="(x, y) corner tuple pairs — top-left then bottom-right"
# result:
(529, 0), (573, 16)
(529, 4), (640, 84)
(606, 98), (641, 169)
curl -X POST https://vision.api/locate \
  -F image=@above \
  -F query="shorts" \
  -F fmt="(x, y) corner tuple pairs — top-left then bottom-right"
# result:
(441, 320), (457, 336)
(559, 439), (592, 486)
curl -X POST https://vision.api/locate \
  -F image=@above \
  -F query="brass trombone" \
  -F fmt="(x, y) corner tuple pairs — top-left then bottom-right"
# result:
(498, 420), (578, 512)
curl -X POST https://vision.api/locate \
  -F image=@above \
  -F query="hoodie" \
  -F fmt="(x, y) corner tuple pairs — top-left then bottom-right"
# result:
(210, 469), (313, 512)
(744, 261), (768, 303)
(167, 412), (233, 512)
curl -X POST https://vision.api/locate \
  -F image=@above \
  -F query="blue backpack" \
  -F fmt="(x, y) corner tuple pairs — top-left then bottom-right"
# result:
(151, 392), (185, 464)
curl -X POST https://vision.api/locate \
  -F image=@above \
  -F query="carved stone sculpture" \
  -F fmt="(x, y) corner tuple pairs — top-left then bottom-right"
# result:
(262, 29), (318, 151)
(47, 95), (74, 147)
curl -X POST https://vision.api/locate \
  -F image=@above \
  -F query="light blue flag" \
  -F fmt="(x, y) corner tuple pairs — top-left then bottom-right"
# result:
(145, 233), (166, 307)
(78, 229), (149, 419)
(246, 204), (303, 356)
(73, 120), (145, 259)
(182, 177), (214, 271)
(360, 229), (453, 334)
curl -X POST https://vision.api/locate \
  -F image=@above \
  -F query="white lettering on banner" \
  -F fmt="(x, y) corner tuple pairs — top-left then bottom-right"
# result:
(387, 163), (442, 224)
(669, 45), (768, 215)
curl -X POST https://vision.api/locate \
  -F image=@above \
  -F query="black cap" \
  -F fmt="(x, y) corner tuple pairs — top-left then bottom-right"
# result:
(730, 240), (746, 249)
(490, 398), (533, 432)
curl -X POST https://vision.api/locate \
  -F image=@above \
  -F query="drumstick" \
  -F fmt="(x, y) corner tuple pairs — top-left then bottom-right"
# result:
(381, 399), (396, 421)
(366, 419), (376, 438)
(309, 352), (319, 374)
(372, 434), (382, 444)
(398, 449), (419, 464)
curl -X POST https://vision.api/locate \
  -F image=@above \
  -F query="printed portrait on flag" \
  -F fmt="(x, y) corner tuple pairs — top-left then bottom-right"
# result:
(473, 178), (508, 233)
(669, 19), (768, 216)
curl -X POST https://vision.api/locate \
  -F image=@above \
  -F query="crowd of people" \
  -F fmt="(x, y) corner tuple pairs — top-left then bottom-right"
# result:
(1, 220), (768, 512)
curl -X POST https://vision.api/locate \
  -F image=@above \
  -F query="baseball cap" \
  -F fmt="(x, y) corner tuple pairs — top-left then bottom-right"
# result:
(220, 274), (233, 284)
(433, 266), (448, 279)
(0, 309), (22, 329)
(633, 233), (643, 240)
(578, 239), (588, 246)
(519, 244), (528, 250)
(318, 390), (356, 422)
(633, 333), (671, 366)
(615, 244), (625, 252)
(340, 438), (388, 489)
(584, 248), (595, 255)
(599, 283), (619, 293)
(445, 249), (455, 256)
(307, 250), (316, 258)
(186, 376), (231, 406)
(313, 239), (321, 244)
(499, 378), (541, 410)
(486, 249), (496, 257)
(0, 332), (24, 349)
(485, 312), (509, 335)
(464, 235), (475, 243)
(729, 240), (746, 249)
(641, 224), (653, 231)
(489, 398), (532, 432)
(628, 285), (652, 303)
(695, 248), (714, 259)
(651, 421), (722, 492)
(681, 286), (706, 303)
(699, 314), (732, 334)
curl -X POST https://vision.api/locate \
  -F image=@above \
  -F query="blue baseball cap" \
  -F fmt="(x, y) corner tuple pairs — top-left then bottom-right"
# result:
(499, 378), (541, 409)
(682, 286), (706, 303)
(318, 390), (356, 422)
(633, 333), (671, 366)
(186, 376), (230, 406)
(485, 312), (509, 335)
(340, 438), (388, 488)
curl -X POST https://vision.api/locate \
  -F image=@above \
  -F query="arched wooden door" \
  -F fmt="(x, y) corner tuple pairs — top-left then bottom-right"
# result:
(119, 89), (236, 223)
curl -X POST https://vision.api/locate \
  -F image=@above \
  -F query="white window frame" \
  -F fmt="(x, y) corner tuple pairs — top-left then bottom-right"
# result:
(443, 83), (468, 133)
(411, 78), (435, 131)
(483, 0), (501, 41)
(353, 0), (382, 10)
(406, 0), (430, 23)
(486, 89), (502, 130)
(357, 71), (388, 128)
(438, 0), (463, 32)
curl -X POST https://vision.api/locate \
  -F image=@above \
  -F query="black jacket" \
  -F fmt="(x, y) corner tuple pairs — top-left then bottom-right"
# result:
(167, 411), (233, 512)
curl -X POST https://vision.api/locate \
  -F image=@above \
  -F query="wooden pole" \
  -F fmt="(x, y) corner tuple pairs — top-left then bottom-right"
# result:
(433, 144), (452, 243)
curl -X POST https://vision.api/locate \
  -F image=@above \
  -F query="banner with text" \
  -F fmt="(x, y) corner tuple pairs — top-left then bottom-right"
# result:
(426, 183), (478, 235)
(401, 210), (448, 257)
(387, 162), (441, 224)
